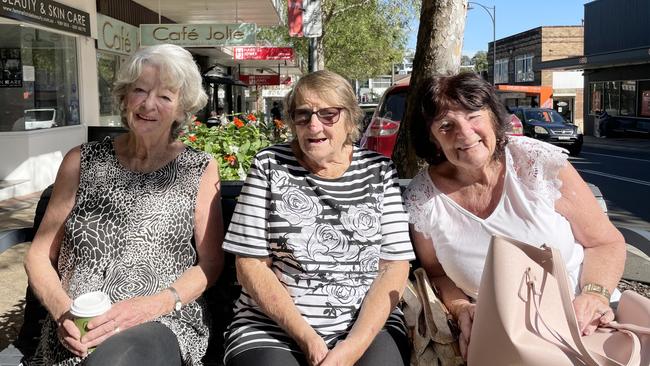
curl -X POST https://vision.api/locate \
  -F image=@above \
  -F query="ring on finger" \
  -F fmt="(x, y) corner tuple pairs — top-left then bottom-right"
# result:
(114, 326), (121, 334)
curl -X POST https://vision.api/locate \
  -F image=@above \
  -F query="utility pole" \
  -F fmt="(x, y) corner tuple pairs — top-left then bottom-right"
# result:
(469, 2), (496, 85)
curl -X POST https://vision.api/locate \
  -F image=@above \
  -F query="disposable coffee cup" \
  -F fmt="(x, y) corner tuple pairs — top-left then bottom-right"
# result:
(70, 291), (111, 340)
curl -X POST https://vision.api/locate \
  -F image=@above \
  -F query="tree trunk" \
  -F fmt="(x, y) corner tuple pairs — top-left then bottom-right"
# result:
(391, 0), (467, 178)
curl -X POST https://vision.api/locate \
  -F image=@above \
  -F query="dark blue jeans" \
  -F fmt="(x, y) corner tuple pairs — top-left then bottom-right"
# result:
(84, 322), (181, 366)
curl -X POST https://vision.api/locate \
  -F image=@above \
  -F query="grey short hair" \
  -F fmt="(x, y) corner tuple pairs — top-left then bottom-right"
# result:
(284, 70), (363, 145)
(113, 44), (208, 139)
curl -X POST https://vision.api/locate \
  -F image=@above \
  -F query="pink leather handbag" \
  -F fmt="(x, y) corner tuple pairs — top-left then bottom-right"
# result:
(467, 235), (650, 366)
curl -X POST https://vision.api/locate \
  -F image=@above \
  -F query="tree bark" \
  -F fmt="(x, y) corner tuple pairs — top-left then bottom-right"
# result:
(391, 0), (467, 178)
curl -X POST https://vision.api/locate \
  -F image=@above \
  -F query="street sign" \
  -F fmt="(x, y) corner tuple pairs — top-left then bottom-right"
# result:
(233, 47), (294, 61)
(239, 74), (280, 86)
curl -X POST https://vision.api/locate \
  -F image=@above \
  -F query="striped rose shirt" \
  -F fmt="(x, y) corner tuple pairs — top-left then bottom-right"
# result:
(222, 143), (414, 362)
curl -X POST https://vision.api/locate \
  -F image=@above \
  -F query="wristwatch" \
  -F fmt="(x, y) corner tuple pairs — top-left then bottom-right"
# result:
(167, 286), (182, 312)
(581, 283), (611, 301)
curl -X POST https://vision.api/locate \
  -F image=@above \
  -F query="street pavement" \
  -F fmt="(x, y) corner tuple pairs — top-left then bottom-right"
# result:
(0, 137), (649, 351)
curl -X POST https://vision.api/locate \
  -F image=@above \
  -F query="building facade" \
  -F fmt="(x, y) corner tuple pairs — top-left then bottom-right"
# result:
(539, 0), (650, 136)
(488, 26), (584, 129)
(0, 0), (286, 199)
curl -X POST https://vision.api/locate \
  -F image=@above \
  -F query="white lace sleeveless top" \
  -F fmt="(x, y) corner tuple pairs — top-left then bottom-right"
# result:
(403, 136), (585, 299)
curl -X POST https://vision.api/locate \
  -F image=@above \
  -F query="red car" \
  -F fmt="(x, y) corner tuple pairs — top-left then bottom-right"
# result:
(360, 83), (524, 157)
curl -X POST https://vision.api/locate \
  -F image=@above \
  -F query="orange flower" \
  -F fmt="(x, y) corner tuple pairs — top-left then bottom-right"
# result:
(225, 154), (237, 166)
(189, 135), (197, 142)
(233, 117), (244, 128)
(247, 113), (257, 121)
(274, 119), (285, 129)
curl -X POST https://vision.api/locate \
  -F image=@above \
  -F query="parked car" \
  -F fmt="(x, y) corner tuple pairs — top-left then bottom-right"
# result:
(360, 83), (525, 157)
(24, 108), (57, 130)
(510, 107), (583, 156)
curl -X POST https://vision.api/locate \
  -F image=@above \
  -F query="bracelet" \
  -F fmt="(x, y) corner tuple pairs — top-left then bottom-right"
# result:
(581, 283), (611, 301)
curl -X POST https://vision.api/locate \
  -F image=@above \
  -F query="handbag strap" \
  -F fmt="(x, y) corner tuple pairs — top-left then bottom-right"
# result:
(545, 245), (641, 366)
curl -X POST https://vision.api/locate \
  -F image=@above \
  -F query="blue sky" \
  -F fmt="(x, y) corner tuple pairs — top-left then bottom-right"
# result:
(407, 0), (590, 56)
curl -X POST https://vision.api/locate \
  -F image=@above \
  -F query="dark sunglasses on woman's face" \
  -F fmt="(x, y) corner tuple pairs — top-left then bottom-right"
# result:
(292, 107), (344, 126)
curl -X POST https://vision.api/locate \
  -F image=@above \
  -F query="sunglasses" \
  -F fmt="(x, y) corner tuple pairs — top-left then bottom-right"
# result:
(292, 107), (344, 126)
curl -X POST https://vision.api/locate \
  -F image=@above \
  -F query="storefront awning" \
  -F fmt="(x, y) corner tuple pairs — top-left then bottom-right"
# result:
(538, 47), (650, 71)
(204, 75), (248, 87)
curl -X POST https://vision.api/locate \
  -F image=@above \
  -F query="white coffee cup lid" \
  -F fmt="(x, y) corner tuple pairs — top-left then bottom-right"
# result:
(70, 291), (111, 317)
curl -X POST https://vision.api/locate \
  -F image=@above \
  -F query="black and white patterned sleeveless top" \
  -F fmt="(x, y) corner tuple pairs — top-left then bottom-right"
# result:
(30, 137), (212, 366)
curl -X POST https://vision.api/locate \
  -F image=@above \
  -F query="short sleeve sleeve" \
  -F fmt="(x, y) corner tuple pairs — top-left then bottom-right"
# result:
(507, 136), (568, 204)
(379, 160), (415, 261)
(222, 151), (271, 257)
(402, 169), (435, 239)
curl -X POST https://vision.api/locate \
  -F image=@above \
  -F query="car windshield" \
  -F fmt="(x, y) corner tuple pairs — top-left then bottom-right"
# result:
(25, 110), (54, 122)
(524, 109), (565, 123)
(379, 90), (407, 121)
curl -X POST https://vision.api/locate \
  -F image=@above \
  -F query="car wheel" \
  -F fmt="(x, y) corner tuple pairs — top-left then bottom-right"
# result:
(568, 145), (581, 156)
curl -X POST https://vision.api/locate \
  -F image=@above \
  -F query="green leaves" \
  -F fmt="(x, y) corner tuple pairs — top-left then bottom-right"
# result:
(179, 115), (291, 181)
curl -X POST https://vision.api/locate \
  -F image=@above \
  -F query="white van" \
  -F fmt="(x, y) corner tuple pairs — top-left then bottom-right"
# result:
(24, 109), (57, 130)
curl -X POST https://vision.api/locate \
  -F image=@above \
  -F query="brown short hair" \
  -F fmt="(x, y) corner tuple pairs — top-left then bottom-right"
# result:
(284, 70), (363, 145)
(412, 73), (510, 165)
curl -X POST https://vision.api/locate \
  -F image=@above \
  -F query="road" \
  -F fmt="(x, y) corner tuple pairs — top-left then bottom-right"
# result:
(571, 141), (650, 232)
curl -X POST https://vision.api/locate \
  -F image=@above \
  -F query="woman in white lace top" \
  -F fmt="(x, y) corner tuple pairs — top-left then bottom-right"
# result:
(403, 73), (626, 361)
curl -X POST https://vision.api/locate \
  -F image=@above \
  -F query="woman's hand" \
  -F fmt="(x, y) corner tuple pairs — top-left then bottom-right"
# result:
(319, 339), (359, 366)
(56, 312), (88, 358)
(297, 333), (329, 366)
(80, 295), (165, 348)
(450, 300), (475, 361)
(573, 293), (615, 336)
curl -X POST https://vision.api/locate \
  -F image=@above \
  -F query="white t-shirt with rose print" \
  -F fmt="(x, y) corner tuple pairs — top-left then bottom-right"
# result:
(222, 143), (414, 363)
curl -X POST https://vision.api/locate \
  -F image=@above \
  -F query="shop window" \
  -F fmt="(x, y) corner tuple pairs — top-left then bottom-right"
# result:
(638, 80), (650, 117)
(371, 77), (392, 88)
(0, 24), (79, 132)
(495, 58), (508, 84)
(589, 82), (603, 114)
(603, 81), (620, 116)
(97, 52), (126, 126)
(515, 54), (534, 82)
(619, 81), (636, 116)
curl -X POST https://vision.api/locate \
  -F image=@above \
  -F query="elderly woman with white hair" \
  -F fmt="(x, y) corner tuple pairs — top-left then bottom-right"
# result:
(24, 44), (224, 365)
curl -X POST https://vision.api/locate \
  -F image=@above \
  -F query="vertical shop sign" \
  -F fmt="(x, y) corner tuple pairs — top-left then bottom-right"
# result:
(288, 0), (303, 37)
(0, 49), (22, 88)
(303, 0), (322, 37)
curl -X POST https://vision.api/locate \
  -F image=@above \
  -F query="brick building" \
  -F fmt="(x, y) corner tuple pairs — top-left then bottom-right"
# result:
(487, 26), (584, 130)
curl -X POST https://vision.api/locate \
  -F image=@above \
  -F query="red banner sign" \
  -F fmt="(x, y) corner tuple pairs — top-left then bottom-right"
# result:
(233, 47), (294, 61)
(239, 74), (280, 86)
(288, 0), (303, 37)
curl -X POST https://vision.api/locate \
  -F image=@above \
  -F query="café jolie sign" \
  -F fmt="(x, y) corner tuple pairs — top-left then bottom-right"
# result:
(97, 14), (138, 55)
(140, 23), (256, 47)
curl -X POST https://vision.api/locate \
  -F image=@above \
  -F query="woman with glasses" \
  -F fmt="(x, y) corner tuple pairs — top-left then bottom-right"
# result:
(222, 70), (414, 366)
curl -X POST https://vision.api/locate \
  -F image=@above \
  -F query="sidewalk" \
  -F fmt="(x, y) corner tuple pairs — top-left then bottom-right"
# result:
(0, 192), (40, 351)
(583, 135), (650, 153)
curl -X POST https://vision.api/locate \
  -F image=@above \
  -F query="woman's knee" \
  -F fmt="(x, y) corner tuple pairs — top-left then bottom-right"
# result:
(227, 347), (306, 366)
(355, 329), (410, 366)
(85, 322), (181, 366)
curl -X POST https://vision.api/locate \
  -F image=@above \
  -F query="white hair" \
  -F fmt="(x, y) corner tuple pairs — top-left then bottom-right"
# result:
(113, 44), (208, 138)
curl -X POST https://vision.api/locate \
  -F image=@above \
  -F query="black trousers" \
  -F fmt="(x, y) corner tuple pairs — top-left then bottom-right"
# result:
(84, 322), (181, 366)
(228, 328), (410, 366)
